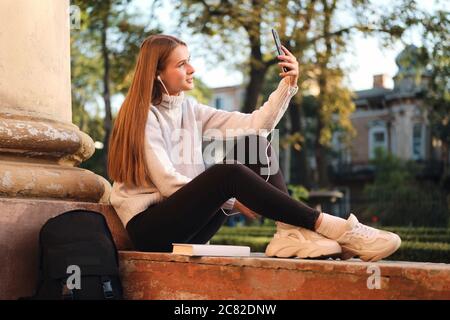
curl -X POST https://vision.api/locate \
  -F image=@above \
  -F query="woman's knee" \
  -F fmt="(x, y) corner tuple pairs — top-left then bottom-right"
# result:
(238, 134), (270, 148)
(207, 161), (248, 179)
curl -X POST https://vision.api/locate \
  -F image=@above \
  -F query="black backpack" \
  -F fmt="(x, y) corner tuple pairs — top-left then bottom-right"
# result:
(26, 209), (123, 300)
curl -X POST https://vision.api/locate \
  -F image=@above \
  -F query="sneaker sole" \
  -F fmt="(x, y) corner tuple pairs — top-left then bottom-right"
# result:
(340, 235), (402, 262)
(305, 252), (342, 260)
(265, 241), (342, 260)
(266, 250), (342, 260)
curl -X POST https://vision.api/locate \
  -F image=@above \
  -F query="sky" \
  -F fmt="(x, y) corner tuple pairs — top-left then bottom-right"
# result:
(130, 0), (443, 91)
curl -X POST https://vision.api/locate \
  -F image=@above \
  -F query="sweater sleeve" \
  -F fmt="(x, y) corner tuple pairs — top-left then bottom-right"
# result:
(145, 111), (237, 210)
(144, 111), (193, 198)
(195, 77), (298, 139)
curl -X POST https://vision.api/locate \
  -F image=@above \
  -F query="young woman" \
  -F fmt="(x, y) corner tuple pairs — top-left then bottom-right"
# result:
(108, 34), (401, 262)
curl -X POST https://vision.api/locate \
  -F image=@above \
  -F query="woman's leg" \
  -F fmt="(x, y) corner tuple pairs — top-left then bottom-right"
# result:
(126, 136), (321, 252)
(188, 134), (292, 244)
(127, 162), (320, 252)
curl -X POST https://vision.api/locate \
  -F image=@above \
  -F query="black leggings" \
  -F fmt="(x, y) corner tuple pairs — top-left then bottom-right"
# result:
(126, 134), (321, 252)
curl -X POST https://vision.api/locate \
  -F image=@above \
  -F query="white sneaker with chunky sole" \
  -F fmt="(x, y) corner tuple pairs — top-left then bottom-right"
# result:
(337, 214), (402, 262)
(265, 222), (342, 259)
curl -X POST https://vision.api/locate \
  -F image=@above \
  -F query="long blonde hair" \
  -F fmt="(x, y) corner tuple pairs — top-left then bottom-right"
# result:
(108, 34), (187, 187)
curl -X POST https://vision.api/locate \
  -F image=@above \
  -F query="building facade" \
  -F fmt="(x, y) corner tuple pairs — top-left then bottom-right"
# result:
(329, 46), (446, 215)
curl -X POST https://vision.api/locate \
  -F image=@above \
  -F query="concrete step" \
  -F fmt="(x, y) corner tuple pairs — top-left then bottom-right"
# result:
(119, 251), (450, 300)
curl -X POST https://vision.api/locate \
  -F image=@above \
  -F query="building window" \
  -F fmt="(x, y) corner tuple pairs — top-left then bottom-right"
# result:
(374, 132), (385, 143)
(412, 123), (424, 160)
(215, 97), (223, 110)
(369, 125), (388, 159)
(331, 132), (351, 165)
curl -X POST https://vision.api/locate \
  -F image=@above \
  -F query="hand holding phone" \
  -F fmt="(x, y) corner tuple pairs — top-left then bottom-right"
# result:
(272, 29), (289, 73)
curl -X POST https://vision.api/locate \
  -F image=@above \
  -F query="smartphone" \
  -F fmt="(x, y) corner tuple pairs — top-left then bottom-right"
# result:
(272, 28), (289, 72)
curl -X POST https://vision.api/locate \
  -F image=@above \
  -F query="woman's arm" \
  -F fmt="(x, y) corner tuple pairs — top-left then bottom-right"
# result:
(196, 45), (299, 139)
(195, 77), (298, 139)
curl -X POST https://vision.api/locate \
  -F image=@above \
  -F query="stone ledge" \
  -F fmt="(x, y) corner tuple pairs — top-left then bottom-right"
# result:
(119, 251), (450, 300)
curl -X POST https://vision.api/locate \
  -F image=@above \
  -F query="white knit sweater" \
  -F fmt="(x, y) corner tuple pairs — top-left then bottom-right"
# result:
(110, 77), (298, 227)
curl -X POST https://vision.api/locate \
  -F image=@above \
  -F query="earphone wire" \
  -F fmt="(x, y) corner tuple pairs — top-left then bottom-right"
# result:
(219, 80), (293, 218)
(157, 75), (170, 96)
(221, 127), (274, 217)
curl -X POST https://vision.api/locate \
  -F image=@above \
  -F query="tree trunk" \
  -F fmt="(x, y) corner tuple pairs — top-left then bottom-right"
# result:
(313, 0), (336, 189)
(314, 113), (330, 188)
(241, 1), (267, 114)
(441, 140), (449, 187)
(242, 67), (268, 113)
(288, 100), (311, 188)
(101, 13), (112, 179)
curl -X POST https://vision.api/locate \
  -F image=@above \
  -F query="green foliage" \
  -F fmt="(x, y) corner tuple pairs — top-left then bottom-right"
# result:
(363, 148), (449, 227)
(79, 148), (108, 180)
(216, 225), (450, 241)
(385, 226), (450, 235)
(210, 235), (270, 252)
(420, 11), (450, 184)
(71, 0), (160, 180)
(287, 184), (310, 202)
(389, 241), (450, 263)
(261, 219), (276, 227)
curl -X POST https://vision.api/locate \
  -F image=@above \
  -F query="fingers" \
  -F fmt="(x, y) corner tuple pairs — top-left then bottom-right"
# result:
(279, 70), (298, 77)
(278, 48), (298, 79)
(278, 61), (296, 69)
(277, 55), (295, 63)
(281, 45), (295, 57)
(278, 62), (298, 76)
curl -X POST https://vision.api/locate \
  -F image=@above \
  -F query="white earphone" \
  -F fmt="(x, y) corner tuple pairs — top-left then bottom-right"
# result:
(157, 75), (170, 95)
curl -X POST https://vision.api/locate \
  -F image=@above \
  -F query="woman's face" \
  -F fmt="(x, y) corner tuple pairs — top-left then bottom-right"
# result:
(158, 45), (195, 96)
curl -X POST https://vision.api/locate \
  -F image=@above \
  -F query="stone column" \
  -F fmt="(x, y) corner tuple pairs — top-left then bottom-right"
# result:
(0, 0), (110, 202)
(0, 1), (128, 299)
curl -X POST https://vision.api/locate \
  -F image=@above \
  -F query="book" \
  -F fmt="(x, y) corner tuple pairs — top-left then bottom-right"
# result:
(172, 243), (251, 257)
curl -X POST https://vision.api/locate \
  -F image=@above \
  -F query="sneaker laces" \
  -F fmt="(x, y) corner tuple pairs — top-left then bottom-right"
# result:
(350, 223), (377, 239)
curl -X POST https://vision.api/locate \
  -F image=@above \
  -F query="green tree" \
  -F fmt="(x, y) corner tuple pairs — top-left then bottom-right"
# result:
(174, 0), (430, 188)
(420, 10), (450, 184)
(71, 0), (153, 178)
(364, 148), (449, 227)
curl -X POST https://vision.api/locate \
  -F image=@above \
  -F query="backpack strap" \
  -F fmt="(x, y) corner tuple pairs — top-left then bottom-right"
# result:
(101, 276), (115, 299)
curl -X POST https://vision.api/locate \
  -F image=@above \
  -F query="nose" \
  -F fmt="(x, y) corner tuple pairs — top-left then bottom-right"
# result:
(187, 63), (195, 75)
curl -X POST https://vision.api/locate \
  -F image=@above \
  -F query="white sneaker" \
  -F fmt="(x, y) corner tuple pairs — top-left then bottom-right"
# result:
(265, 222), (342, 259)
(336, 214), (402, 262)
